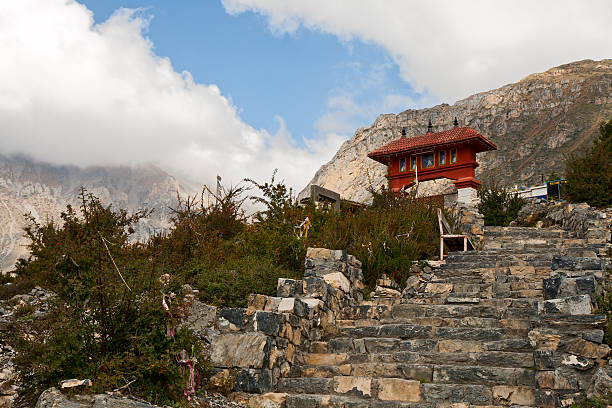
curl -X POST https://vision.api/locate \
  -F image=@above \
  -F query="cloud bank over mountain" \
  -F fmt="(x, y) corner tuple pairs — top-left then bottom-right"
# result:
(0, 0), (343, 189)
(222, 0), (612, 102)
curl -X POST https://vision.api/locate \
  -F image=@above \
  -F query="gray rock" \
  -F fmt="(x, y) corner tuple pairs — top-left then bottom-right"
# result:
(255, 312), (280, 336)
(219, 308), (248, 329)
(539, 294), (592, 315)
(534, 350), (555, 370)
(551, 255), (602, 271)
(36, 388), (154, 408)
(543, 277), (562, 299)
(234, 369), (272, 393)
(182, 299), (217, 337)
(210, 333), (270, 369)
(583, 330), (604, 344)
(276, 278), (303, 298)
(587, 366), (612, 398)
(405, 275), (420, 290)
(302, 276), (327, 298)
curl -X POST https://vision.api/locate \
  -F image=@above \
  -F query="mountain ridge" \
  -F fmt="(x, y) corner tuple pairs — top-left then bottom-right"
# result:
(300, 59), (612, 202)
(0, 154), (196, 273)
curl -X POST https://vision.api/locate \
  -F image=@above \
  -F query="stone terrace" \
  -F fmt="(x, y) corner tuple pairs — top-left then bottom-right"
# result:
(273, 226), (610, 407)
(208, 205), (611, 408)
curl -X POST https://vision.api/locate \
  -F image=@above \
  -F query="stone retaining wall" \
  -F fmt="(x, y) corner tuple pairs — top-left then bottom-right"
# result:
(513, 200), (612, 245)
(208, 248), (364, 393)
(452, 203), (485, 249)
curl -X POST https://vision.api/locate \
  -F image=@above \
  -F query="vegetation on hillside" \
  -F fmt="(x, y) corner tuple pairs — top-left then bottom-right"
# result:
(477, 182), (526, 226)
(7, 175), (442, 405)
(565, 117), (612, 207)
(11, 191), (205, 407)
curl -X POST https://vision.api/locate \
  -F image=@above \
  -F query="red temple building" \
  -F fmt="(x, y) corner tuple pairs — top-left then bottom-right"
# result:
(368, 124), (497, 204)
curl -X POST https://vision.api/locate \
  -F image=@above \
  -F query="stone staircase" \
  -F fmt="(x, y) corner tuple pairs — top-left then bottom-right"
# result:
(275, 226), (610, 408)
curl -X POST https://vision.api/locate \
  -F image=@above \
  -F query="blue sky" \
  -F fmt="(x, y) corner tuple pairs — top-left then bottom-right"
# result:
(81, 0), (421, 147)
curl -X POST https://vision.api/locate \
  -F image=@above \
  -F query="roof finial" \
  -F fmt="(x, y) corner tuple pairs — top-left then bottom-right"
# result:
(427, 120), (433, 133)
(453, 117), (459, 127)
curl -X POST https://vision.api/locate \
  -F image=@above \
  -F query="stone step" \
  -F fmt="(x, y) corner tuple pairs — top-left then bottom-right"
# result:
(483, 237), (577, 245)
(447, 248), (562, 257)
(339, 324), (529, 341)
(441, 259), (553, 269)
(435, 265), (551, 277)
(445, 254), (556, 264)
(455, 244), (600, 257)
(280, 378), (537, 405)
(451, 282), (543, 292)
(285, 392), (427, 408)
(285, 387), (536, 408)
(337, 316), (533, 330)
(317, 336), (532, 355)
(483, 226), (571, 236)
(391, 302), (540, 320)
(300, 350), (534, 370)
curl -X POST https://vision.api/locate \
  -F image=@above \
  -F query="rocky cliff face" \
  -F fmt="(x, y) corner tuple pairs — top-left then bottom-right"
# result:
(301, 59), (612, 203)
(0, 154), (195, 273)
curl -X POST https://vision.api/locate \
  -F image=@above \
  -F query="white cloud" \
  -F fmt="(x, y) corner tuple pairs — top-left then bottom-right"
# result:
(0, 0), (342, 191)
(222, 0), (612, 102)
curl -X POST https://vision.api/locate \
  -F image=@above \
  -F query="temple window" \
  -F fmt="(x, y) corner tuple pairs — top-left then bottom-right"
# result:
(399, 158), (406, 172)
(439, 151), (446, 165)
(450, 149), (457, 163)
(422, 153), (434, 168)
(410, 156), (416, 170)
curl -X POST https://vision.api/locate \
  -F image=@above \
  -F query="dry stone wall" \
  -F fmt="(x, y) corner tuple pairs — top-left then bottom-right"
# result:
(209, 248), (364, 394)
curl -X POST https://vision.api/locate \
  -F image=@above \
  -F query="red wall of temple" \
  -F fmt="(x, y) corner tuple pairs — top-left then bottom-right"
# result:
(387, 145), (478, 190)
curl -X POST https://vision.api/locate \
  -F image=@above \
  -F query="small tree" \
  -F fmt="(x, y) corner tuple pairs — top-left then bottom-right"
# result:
(477, 183), (526, 226)
(565, 118), (612, 207)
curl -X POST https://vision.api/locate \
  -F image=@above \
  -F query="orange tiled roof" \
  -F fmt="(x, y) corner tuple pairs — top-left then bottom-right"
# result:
(368, 126), (497, 162)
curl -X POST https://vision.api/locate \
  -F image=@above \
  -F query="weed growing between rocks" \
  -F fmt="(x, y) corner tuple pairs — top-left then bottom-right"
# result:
(570, 394), (612, 408)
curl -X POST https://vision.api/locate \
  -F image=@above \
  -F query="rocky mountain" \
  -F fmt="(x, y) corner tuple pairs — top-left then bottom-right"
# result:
(0, 154), (196, 273)
(301, 59), (612, 203)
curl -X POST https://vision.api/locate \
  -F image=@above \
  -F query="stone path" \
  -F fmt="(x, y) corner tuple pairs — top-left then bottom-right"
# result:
(276, 226), (610, 407)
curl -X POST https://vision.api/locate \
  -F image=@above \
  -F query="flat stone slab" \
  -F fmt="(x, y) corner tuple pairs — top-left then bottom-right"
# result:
(211, 332), (270, 369)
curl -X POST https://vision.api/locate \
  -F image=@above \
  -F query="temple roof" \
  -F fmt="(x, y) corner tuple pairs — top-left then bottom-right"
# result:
(368, 126), (497, 162)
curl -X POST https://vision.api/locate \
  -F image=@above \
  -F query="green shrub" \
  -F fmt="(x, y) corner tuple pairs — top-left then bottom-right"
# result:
(565, 117), (612, 207)
(12, 190), (204, 406)
(190, 256), (298, 308)
(477, 183), (526, 226)
(306, 188), (440, 289)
